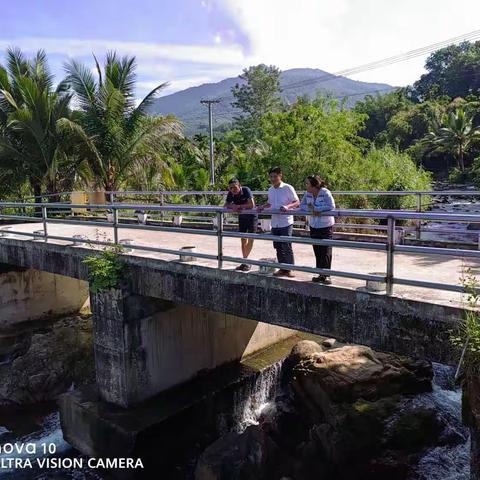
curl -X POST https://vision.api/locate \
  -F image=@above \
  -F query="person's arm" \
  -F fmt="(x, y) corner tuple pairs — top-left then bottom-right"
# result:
(237, 188), (255, 211)
(223, 192), (236, 210)
(314, 190), (335, 212)
(299, 194), (310, 211)
(240, 197), (255, 211)
(280, 186), (300, 211)
(257, 189), (272, 212)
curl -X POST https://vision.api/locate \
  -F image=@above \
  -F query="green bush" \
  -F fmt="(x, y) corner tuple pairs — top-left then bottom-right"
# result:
(83, 249), (126, 294)
(450, 269), (480, 374)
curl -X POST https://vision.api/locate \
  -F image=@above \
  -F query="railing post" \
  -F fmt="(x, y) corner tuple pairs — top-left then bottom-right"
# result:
(41, 205), (48, 242)
(386, 216), (395, 296)
(109, 192), (114, 205)
(415, 193), (422, 240)
(217, 211), (223, 269)
(160, 194), (165, 223)
(113, 207), (119, 245)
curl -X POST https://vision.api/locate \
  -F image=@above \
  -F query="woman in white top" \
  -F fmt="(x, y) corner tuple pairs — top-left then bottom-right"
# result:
(300, 175), (335, 284)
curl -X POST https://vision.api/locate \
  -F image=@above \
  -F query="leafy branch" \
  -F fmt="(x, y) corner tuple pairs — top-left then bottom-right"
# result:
(450, 268), (480, 375)
(82, 229), (126, 293)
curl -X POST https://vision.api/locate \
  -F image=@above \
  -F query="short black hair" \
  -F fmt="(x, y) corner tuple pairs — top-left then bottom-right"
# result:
(228, 178), (240, 185)
(269, 167), (282, 175)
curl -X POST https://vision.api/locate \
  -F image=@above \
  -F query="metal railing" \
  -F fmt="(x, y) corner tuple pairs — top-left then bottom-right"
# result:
(18, 188), (480, 203)
(16, 188), (480, 243)
(0, 201), (479, 297)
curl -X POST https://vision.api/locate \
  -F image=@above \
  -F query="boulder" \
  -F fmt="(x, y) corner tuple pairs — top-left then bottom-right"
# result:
(289, 340), (324, 364)
(290, 345), (432, 420)
(195, 425), (284, 480)
(322, 338), (337, 349)
(0, 315), (94, 407)
(282, 343), (438, 478)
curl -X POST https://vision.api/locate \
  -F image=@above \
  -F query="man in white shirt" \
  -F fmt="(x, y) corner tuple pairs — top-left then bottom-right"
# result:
(258, 167), (300, 277)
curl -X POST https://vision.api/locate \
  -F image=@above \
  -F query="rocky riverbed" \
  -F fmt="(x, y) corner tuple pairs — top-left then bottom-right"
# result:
(195, 340), (469, 480)
(0, 327), (469, 479)
(0, 315), (94, 408)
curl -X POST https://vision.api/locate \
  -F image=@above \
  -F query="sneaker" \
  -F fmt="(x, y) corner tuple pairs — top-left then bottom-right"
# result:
(274, 269), (295, 278)
(312, 275), (332, 285)
(236, 263), (251, 272)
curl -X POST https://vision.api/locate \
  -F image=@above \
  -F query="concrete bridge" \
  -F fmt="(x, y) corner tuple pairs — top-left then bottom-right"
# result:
(0, 200), (477, 458)
(0, 219), (472, 394)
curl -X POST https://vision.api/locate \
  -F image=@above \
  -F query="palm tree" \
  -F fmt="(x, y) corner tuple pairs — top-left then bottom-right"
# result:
(0, 48), (74, 200)
(421, 108), (480, 172)
(63, 52), (182, 192)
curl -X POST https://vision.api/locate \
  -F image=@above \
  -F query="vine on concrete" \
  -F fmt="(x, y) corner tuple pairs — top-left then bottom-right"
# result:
(83, 231), (126, 294)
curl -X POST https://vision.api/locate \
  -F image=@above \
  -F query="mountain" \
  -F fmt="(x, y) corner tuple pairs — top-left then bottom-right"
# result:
(148, 68), (395, 135)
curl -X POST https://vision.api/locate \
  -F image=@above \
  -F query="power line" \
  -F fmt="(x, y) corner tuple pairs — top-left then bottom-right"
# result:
(172, 30), (480, 124)
(280, 29), (480, 93)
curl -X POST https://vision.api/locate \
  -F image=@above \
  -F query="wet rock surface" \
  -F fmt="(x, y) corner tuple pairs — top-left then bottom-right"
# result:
(0, 315), (94, 407)
(195, 342), (463, 480)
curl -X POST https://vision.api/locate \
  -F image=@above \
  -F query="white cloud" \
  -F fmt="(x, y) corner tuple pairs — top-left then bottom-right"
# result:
(137, 77), (216, 95)
(0, 36), (247, 66)
(216, 0), (480, 86)
(4, 0), (480, 98)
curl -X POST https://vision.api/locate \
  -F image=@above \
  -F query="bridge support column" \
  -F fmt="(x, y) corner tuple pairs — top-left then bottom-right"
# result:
(91, 286), (295, 408)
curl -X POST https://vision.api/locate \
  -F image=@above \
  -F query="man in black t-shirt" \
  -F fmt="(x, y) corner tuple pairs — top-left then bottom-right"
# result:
(224, 178), (258, 271)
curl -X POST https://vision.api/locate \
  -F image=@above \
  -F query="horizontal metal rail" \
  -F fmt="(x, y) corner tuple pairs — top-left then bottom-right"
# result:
(1, 202), (480, 222)
(17, 188), (480, 202)
(0, 200), (479, 297)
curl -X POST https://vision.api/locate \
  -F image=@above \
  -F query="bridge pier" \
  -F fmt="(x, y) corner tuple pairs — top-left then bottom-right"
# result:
(90, 286), (295, 407)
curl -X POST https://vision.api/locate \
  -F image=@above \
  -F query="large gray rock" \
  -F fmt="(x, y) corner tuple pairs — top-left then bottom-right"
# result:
(288, 340), (324, 364)
(195, 425), (283, 480)
(290, 344), (432, 419)
(0, 315), (94, 406)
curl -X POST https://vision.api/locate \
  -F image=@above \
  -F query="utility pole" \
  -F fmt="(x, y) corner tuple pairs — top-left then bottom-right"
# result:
(200, 99), (220, 185)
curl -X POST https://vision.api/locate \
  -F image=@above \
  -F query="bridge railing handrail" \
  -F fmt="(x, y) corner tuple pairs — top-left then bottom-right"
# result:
(17, 188), (480, 201)
(0, 201), (479, 297)
(0, 201), (479, 223)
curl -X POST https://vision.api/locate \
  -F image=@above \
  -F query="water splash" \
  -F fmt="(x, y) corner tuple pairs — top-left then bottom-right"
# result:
(410, 363), (470, 480)
(233, 359), (284, 433)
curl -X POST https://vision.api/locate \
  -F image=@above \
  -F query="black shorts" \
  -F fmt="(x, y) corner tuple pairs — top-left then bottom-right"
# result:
(238, 215), (258, 233)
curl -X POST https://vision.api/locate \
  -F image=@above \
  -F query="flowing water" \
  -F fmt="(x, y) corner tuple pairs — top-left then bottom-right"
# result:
(232, 359), (284, 432)
(419, 190), (480, 244)
(410, 363), (470, 480)
(0, 408), (102, 479)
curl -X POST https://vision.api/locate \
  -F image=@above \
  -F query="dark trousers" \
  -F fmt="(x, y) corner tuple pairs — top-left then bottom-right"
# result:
(272, 225), (294, 266)
(310, 226), (333, 270)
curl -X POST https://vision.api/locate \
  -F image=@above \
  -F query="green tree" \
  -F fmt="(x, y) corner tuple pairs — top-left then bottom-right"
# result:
(354, 89), (413, 144)
(0, 48), (74, 200)
(63, 52), (181, 192)
(386, 101), (445, 155)
(226, 96), (431, 208)
(257, 96), (367, 189)
(413, 41), (480, 100)
(421, 108), (480, 172)
(231, 64), (282, 140)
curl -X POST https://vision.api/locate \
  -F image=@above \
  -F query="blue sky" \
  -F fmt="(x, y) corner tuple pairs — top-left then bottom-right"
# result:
(2, 0), (480, 99)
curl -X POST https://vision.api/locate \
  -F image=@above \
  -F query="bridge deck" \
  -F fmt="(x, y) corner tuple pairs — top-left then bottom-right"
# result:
(3, 221), (478, 309)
